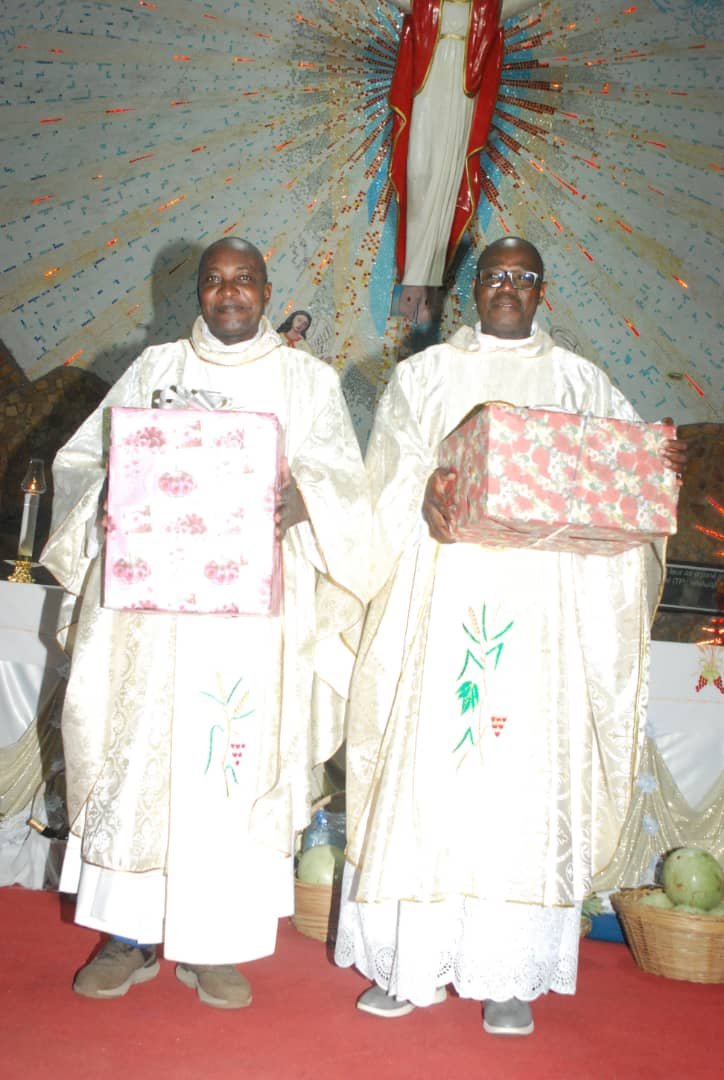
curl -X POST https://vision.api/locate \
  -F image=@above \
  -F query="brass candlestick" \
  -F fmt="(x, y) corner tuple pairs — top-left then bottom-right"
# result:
(8, 558), (34, 583)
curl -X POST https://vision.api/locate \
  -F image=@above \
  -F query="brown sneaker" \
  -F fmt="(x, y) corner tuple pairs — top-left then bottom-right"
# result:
(73, 940), (160, 999)
(175, 963), (252, 1009)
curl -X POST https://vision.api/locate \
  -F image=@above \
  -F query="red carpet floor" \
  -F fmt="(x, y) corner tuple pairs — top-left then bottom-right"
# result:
(1, 887), (720, 1080)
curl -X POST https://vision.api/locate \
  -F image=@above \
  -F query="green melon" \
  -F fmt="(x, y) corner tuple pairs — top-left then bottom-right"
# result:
(296, 843), (345, 885)
(662, 848), (724, 911)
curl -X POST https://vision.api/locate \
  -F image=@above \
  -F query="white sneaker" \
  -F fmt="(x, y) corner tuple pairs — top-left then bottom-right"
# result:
(483, 997), (534, 1035)
(356, 983), (447, 1018)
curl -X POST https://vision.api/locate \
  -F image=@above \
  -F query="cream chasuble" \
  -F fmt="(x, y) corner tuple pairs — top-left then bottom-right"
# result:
(344, 324), (661, 910)
(42, 317), (369, 963)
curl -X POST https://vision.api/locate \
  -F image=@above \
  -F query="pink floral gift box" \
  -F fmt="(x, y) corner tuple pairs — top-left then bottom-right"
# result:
(104, 407), (282, 614)
(438, 403), (679, 555)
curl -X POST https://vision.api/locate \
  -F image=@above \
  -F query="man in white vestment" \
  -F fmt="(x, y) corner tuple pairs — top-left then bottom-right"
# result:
(335, 237), (686, 1034)
(42, 238), (369, 1007)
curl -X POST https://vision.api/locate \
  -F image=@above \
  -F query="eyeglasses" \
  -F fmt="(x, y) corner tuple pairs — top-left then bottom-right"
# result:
(477, 269), (540, 290)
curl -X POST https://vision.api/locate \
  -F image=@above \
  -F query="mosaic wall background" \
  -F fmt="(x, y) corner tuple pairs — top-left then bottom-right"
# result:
(1, 0), (721, 453)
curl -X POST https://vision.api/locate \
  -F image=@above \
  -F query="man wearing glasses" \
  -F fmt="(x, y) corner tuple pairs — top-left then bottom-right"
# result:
(335, 237), (686, 1035)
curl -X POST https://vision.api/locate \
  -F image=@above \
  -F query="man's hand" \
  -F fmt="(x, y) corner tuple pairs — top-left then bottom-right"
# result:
(422, 467), (458, 544)
(660, 417), (688, 482)
(276, 457), (309, 539)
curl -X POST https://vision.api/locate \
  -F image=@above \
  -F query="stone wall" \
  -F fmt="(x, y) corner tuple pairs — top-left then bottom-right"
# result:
(0, 348), (108, 561)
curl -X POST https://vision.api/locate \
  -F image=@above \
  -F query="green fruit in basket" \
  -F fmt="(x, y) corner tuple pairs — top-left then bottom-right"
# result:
(639, 891), (674, 909)
(662, 848), (724, 911)
(297, 844), (345, 885)
(675, 902), (724, 917)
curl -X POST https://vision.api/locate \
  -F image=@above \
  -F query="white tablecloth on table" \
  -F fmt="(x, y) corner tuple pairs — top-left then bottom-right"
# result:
(0, 580), (78, 888)
(595, 641), (724, 892)
(647, 641), (724, 810)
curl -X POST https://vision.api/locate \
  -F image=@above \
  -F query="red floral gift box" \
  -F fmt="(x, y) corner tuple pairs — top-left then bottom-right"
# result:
(438, 403), (679, 555)
(104, 407), (282, 614)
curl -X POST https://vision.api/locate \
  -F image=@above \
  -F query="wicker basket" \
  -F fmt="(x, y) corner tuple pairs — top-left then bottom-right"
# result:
(611, 887), (724, 984)
(292, 879), (336, 943)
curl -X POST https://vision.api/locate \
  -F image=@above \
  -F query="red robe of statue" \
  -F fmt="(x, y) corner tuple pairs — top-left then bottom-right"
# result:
(389, 0), (503, 282)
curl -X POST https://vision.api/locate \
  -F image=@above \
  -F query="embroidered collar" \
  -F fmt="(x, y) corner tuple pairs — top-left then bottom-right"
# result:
(448, 322), (553, 358)
(189, 315), (281, 366)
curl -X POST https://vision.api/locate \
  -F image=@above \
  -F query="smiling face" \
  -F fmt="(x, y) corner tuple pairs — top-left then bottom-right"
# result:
(474, 239), (545, 340)
(197, 240), (272, 344)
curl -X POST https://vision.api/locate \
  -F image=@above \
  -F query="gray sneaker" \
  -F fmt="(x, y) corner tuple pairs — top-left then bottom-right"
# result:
(356, 983), (447, 1018)
(73, 940), (159, 999)
(175, 963), (252, 1009)
(483, 997), (534, 1035)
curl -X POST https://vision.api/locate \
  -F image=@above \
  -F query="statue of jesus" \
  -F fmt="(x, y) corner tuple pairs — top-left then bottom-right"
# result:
(389, 1), (540, 320)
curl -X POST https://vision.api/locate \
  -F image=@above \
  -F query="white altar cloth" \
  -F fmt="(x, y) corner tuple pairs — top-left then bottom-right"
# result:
(594, 640), (723, 893)
(647, 641), (724, 810)
(0, 580), (78, 888)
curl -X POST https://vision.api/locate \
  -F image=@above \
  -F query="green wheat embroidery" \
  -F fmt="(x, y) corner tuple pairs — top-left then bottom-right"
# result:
(202, 674), (254, 796)
(453, 603), (513, 755)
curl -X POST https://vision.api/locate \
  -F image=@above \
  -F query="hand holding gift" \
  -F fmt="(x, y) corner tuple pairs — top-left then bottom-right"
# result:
(660, 417), (688, 481)
(276, 457), (309, 539)
(422, 467), (458, 545)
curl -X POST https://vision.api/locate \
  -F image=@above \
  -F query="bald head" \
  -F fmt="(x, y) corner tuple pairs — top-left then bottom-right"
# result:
(198, 237), (268, 287)
(476, 237), (544, 280)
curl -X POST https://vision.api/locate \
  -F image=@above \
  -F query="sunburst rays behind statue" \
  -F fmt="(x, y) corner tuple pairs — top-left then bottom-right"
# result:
(0, 1), (720, 437)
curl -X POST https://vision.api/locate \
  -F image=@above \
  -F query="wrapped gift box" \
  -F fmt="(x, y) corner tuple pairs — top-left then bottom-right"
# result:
(104, 407), (282, 614)
(438, 403), (679, 555)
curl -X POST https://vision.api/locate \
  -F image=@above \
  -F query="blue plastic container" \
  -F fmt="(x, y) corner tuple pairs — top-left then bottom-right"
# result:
(588, 912), (626, 943)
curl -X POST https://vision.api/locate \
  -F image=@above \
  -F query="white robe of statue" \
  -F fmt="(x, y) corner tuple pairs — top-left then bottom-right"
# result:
(394, 0), (541, 288)
(403, 1), (476, 287)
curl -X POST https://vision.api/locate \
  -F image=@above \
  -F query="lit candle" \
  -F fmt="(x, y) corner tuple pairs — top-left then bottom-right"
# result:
(17, 459), (46, 561)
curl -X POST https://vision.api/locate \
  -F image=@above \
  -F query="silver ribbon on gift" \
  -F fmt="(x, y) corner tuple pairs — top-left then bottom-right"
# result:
(151, 386), (232, 411)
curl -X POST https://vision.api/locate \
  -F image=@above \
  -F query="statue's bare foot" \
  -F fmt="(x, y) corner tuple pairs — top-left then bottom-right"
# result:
(395, 285), (443, 326)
